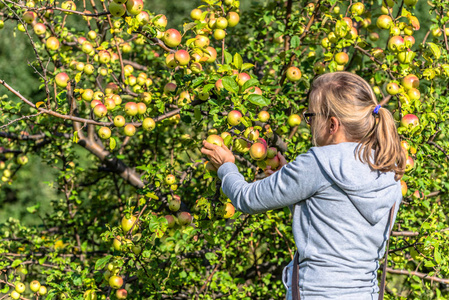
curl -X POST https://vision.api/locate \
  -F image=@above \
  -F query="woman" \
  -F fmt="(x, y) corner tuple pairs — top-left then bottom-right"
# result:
(201, 72), (406, 300)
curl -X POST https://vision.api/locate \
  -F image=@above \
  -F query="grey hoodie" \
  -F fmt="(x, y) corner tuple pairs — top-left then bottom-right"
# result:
(217, 142), (402, 300)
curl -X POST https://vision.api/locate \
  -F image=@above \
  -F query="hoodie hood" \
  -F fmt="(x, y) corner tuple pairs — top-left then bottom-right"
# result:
(310, 142), (401, 225)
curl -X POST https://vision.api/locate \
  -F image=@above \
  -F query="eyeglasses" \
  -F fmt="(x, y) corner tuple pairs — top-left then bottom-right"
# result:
(302, 110), (316, 125)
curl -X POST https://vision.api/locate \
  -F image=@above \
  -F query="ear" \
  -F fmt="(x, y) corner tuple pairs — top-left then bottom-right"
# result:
(329, 117), (340, 134)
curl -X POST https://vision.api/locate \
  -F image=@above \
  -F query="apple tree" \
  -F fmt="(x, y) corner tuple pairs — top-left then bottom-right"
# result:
(1, 0), (449, 299)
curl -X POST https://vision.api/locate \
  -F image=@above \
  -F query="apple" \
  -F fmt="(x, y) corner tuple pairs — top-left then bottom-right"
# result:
(216, 17), (228, 29)
(87, 30), (97, 40)
(30, 280), (41, 293)
(346, 27), (358, 40)
(0, 20), (4, 29)
(165, 215), (175, 228)
(386, 82), (400, 95)
(244, 127), (259, 141)
(178, 212), (192, 225)
(266, 147), (277, 159)
(266, 155), (280, 170)
(222, 203), (235, 219)
(10, 291), (20, 300)
(227, 12), (240, 27)
(15, 282), (26, 294)
(368, 32), (380, 42)
(407, 88), (420, 100)
(351, 2), (365, 15)
(237, 73), (251, 86)
(404, 35), (415, 46)
(124, 124), (136, 136)
(174, 50), (190, 66)
(165, 174), (176, 185)
(250, 142), (267, 161)
(177, 91), (192, 106)
(191, 8), (202, 20)
(91, 100), (102, 109)
(389, 26), (401, 36)
(164, 82), (177, 94)
(404, 0), (418, 6)
(227, 110), (242, 126)
(334, 52), (349, 65)
(215, 79), (224, 91)
(142, 118), (156, 131)
(258, 111), (270, 122)
(45, 36), (59, 51)
(23, 11), (37, 23)
(244, 86), (262, 95)
(116, 289), (128, 299)
(163, 29), (182, 48)
(125, 0), (143, 15)
(61, 1), (76, 13)
(93, 104), (107, 118)
(401, 74), (419, 90)
(214, 29), (226, 40)
(104, 98), (116, 110)
(16, 155), (28, 165)
(84, 64), (95, 75)
(98, 127), (111, 139)
(39, 286), (47, 295)
(287, 114), (301, 126)
(113, 95), (122, 105)
(397, 49), (415, 64)
(377, 15), (392, 29)
(195, 35), (210, 48)
(137, 102), (147, 115)
(83, 290), (97, 300)
(400, 180), (407, 196)
(206, 134), (224, 146)
(153, 14), (167, 28)
(76, 62), (85, 72)
(388, 36), (405, 52)
(99, 51), (111, 64)
(114, 115), (126, 127)
(121, 215), (138, 233)
(136, 11), (150, 26)
(401, 114), (419, 129)
(82, 42), (93, 54)
(55, 72), (69, 88)
(169, 198), (181, 212)
(190, 62), (203, 73)
(124, 102), (138, 116)
(405, 156), (414, 172)
(205, 161), (217, 173)
(205, 47), (217, 63)
(34, 23), (47, 35)
(286, 66), (301, 81)
(109, 276), (123, 289)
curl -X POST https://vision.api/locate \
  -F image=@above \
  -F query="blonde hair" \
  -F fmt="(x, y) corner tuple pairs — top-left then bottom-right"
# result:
(308, 71), (406, 180)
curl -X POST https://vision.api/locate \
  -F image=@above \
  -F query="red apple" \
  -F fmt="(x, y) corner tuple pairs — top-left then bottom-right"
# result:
(222, 203), (235, 219)
(401, 114), (419, 129)
(237, 73), (251, 87)
(245, 86), (262, 95)
(23, 11), (37, 23)
(93, 104), (108, 118)
(137, 102), (147, 115)
(377, 15), (392, 29)
(266, 155), (280, 170)
(286, 66), (302, 81)
(401, 74), (419, 90)
(116, 289), (128, 299)
(33, 23), (47, 35)
(124, 124), (136, 136)
(205, 47), (217, 63)
(250, 142), (267, 161)
(109, 275), (123, 289)
(174, 50), (190, 66)
(227, 110), (242, 126)
(178, 212), (192, 225)
(206, 134), (224, 146)
(123, 102), (137, 116)
(334, 52), (349, 65)
(258, 111), (270, 122)
(104, 98), (116, 110)
(163, 29), (182, 48)
(153, 14), (167, 28)
(165, 215), (175, 228)
(55, 72), (69, 88)
(125, 0), (143, 15)
(194, 35), (210, 48)
(405, 156), (414, 172)
(388, 36), (405, 52)
(400, 180), (407, 196)
(164, 82), (177, 94)
(215, 79), (224, 91)
(227, 12), (240, 27)
(46, 37), (60, 51)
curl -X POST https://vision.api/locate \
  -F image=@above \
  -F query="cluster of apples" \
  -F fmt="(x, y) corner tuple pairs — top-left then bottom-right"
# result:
(102, 262), (127, 299)
(10, 280), (47, 299)
(386, 74), (420, 105)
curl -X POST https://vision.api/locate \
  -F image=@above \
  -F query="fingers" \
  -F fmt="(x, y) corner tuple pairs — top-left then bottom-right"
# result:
(278, 153), (288, 166)
(200, 147), (214, 156)
(202, 140), (218, 150)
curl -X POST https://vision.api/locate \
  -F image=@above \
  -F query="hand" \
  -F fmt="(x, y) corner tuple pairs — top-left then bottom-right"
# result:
(263, 152), (288, 177)
(201, 140), (235, 169)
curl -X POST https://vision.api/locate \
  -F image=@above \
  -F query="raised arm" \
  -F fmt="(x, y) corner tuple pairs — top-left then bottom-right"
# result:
(217, 151), (328, 214)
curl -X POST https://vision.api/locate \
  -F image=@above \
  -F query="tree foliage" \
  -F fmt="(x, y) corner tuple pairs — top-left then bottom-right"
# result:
(1, 0), (449, 299)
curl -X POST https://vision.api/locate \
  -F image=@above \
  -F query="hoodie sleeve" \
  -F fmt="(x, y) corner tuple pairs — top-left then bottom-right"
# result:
(217, 151), (328, 214)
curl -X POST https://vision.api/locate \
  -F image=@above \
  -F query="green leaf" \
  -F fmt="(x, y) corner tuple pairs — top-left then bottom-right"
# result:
(290, 36), (300, 48)
(73, 131), (79, 143)
(233, 53), (243, 69)
(241, 63), (254, 71)
(222, 76), (239, 94)
(434, 246), (442, 264)
(95, 255), (112, 270)
(183, 22), (197, 33)
(247, 94), (271, 107)
(224, 51), (233, 65)
(242, 78), (259, 91)
(427, 42), (441, 60)
(11, 259), (22, 268)
(26, 203), (40, 213)
(205, 252), (217, 261)
(110, 137), (116, 150)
